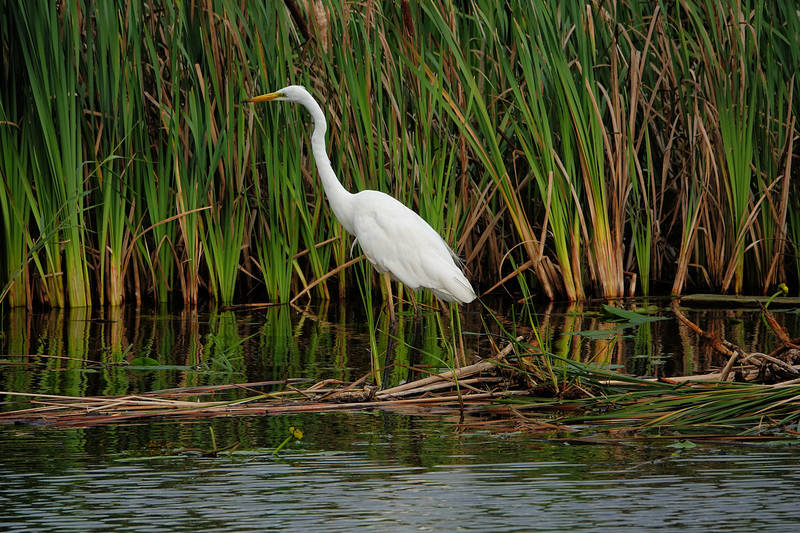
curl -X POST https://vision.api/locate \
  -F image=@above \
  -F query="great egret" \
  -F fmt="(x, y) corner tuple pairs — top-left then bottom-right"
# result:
(247, 85), (476, 313)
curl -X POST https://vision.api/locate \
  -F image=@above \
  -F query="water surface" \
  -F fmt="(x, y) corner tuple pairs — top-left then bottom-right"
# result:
(3, 300), (799, 397)
(2, 414), (799, 532)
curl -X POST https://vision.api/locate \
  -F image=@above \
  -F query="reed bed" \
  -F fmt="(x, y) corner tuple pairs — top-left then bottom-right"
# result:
(1, 0), (798, 308)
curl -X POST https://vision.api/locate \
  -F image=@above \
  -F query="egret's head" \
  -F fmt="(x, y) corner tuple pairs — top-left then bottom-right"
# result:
(246, 85), (308, 104)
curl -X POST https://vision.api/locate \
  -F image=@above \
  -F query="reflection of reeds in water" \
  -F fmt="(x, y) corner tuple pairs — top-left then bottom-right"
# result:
(0, 304), (475, 402)
(507, 301), (800, 385)
(3, 303), (800, 435)
(1, 1), (799, 308)
(4, 301), (798, 403)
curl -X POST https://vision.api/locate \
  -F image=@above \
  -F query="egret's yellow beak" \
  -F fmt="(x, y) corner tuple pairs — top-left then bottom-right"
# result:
(245, 91), (282, 103)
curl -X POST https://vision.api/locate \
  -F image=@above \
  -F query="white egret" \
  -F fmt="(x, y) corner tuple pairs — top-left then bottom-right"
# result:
(247, 85), (476, 314)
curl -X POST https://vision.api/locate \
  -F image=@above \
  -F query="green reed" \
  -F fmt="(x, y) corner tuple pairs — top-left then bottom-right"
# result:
(499, 17), (583, 300)
(753, 2), (797, 291)
(196, 3), (251, 306)
(26, 3), (93, 307)
(420, 2), (557, 299)
(137, 6), (179, 304)
(663, 0), (797, 294)
(355, 259), (381, 387)
(84, 2), (138, 306)
(251, 113), (303, 304)
(0, 102), (31, 308)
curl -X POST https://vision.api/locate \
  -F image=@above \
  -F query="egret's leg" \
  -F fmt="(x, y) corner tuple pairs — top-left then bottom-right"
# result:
(383, 272), (395, 323)
(438, 300), (465, 367)
(452, 301), (467, 367)
(382, 315), (399, 387)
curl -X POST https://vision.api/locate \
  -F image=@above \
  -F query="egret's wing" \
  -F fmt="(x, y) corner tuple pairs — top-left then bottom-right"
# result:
(351, 191), (475, 302)
(351, 193), (430, 286)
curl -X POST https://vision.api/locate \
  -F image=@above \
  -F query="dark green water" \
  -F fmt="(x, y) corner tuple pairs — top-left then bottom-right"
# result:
(2, 302), (800, 531)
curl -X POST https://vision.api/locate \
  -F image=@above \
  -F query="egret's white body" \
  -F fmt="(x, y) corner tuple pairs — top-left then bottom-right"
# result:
(248, 85), (476, 304)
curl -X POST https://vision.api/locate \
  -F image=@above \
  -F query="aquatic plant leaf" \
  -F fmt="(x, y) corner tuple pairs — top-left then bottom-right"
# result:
(128, 356), (160, 366)
(565, 327), (626, 339)
(602, 305), (667, 324)
(667, 440), (697, 449)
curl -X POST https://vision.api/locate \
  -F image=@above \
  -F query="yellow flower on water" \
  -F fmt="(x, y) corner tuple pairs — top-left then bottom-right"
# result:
(765, 283), (790, 310)
(273, 426), (304, 456)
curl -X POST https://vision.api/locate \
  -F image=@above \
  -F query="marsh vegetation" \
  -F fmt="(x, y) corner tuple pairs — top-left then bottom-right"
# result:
(1, 1), (798, 309)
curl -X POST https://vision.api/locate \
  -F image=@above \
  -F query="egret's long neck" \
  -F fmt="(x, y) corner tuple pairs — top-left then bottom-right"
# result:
(300, 94), (355, 233)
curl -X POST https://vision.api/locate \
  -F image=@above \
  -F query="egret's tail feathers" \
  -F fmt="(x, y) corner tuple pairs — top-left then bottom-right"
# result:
(432, 273), (476, 304)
